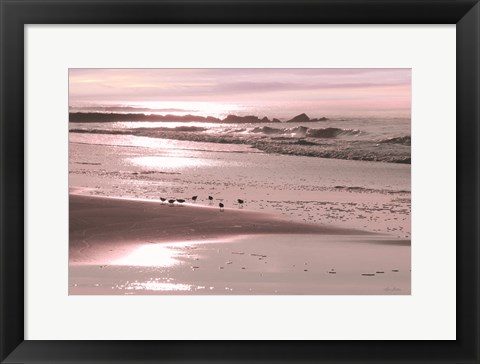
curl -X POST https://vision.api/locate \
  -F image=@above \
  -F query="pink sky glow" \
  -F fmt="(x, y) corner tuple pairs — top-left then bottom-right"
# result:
(69, 69), (411, 118)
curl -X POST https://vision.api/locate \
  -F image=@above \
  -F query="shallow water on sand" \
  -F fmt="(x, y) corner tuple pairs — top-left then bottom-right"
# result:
(69, 234), (410, 295)
(69, 133), (410, 238)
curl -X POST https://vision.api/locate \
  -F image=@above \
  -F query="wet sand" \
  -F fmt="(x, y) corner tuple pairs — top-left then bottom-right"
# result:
(69, 194), (410, 295)
(70, 193), (367, 263)
(69, 136), (411, 239)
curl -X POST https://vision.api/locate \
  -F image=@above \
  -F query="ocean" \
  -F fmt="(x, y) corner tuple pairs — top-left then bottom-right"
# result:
(69, 115), (410, 164)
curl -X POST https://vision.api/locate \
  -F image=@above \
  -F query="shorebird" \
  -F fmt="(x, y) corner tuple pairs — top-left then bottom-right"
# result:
(192, 195), (198, 202)
(160, 197), (166, 202)
(168, 199), (175, 206)
(237, 199), (244, 208)
(219, 202), (224, 211)
(208, 196), (213, 201)
(176, 199), (185, 205)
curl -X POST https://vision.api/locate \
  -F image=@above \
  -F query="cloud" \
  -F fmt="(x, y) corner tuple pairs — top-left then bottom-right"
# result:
(68, 68), (411, 115)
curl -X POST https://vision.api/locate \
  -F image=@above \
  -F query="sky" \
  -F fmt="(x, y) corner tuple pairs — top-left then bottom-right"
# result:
(69, 69), (411, 118)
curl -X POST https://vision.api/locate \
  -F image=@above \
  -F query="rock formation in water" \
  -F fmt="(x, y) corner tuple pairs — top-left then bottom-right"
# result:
(69, 112), (328, 124)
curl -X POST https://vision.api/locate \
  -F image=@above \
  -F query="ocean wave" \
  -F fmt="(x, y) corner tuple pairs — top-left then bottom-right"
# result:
(70, 127), (410, 164)
(293, 139), (318, 146)
(251, 126), (280, 134)
(306, 127), (360, 138)
(250, 125), (359, 138)
(166, 126), (207, 132)
(225, 128), (247, 133)
(378, 136), (411, 146)
(251, 141), (411, 164)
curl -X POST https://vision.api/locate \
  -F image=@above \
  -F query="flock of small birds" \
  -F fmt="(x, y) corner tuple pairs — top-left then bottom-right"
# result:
(158, 195), (245, 211)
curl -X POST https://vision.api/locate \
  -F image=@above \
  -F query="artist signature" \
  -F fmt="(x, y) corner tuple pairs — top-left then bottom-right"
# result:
(384, 287), (402, 292)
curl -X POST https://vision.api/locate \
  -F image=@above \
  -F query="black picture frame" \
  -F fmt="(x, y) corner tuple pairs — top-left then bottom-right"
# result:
(1, 0), (479, 363)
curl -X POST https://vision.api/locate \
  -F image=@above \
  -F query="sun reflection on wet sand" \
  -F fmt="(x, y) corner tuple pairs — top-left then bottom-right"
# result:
(106, 238), (242, 293)
(69, 234), (410, 295)
(112, 238), (238, 268)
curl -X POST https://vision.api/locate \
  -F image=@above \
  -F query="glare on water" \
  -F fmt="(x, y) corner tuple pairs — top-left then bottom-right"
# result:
(129, 155), (214, 170)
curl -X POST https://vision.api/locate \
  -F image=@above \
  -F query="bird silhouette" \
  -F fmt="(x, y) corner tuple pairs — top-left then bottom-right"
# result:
(237, 199), (244, 208)
(208, 196), (213, 201)
(219, 202), (224, 211)
(160, 197), (166, 202)
(168, 199), (175, 206)
(192, 195), (198, 202)
(176, 199), (185, 205)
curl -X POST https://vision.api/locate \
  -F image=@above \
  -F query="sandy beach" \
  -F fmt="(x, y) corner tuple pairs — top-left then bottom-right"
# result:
(69, 193), (410, 295)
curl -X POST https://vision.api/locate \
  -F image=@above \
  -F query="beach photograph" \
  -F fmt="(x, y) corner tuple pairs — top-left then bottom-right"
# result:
(69, 68), (411, 295)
